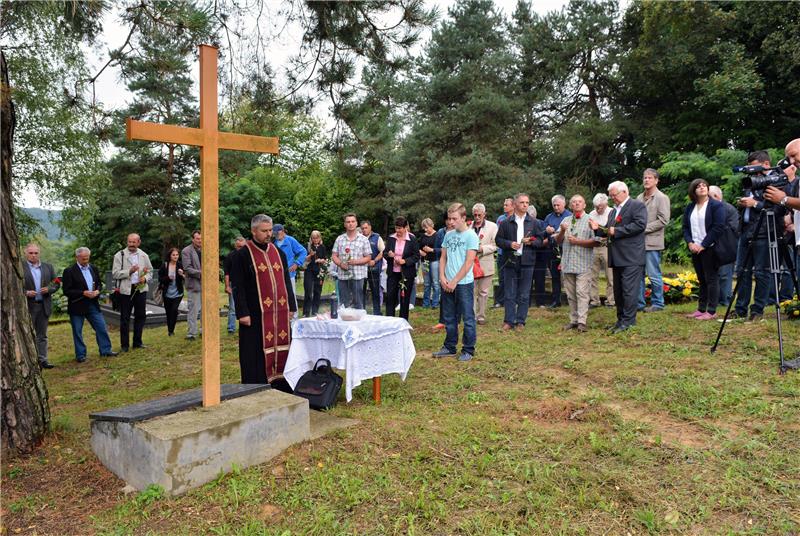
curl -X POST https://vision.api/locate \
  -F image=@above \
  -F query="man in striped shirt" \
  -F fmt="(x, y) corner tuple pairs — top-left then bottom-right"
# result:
(557, 195), (597, 332)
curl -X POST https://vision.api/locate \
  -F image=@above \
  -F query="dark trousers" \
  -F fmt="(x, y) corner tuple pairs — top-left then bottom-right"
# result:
(718, 262), (734, 306)
(612, 265), (644, 328)
(548, 248), (562, 305)
(163, 295), (182, 335)
(692, 249), (720, 314)
(119, 291), (147, 349)
(494, 255), (505, 306)
(533, 249), (549, 306)
(503, 263), (535, 326)
(386, 271), (415, 320)
(303, 272), (323, 316)
(778, 244), (796, 302)
(28, 301), (50, 364)
(364, 268), (382, 315)
(735, 235), (773, 316)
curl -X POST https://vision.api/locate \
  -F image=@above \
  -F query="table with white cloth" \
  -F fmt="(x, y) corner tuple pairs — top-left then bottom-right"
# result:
(284, 315), (416, 403)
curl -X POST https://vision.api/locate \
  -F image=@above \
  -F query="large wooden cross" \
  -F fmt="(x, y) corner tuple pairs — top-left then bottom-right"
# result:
(126, 44), (279, 407)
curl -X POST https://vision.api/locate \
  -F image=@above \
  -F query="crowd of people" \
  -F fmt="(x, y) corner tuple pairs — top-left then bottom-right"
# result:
(22, 139), (800, 383)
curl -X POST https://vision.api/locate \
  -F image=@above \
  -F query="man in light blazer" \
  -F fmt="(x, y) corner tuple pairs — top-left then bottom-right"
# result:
(181, 230), (202, 340)
(590, 181), (647, 333)
(23, 243), (60, 369)
(112, 233), (154, 351)
(469, 203), (498, 325)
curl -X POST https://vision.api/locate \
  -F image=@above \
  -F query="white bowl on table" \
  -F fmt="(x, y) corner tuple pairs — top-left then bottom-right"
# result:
(338, 308), (367, 321)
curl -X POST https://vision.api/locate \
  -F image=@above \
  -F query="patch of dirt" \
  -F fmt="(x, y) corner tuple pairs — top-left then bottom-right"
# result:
(531, 365), (718, 449)
(532, 398), (594, 423)
(256, 503), (283, 523)
(3, 435), (123, 535)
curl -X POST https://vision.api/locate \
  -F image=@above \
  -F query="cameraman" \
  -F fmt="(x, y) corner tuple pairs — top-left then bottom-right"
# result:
(732, 151), (779, 321)
(764, 138), (800, 292)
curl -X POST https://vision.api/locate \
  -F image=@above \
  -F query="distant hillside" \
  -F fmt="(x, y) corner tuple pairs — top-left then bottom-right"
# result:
(22, 208), (72, 241)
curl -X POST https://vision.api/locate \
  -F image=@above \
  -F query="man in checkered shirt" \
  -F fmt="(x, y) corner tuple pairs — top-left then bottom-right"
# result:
(557, 195), (598, 332)
(331, 213), (373, 309)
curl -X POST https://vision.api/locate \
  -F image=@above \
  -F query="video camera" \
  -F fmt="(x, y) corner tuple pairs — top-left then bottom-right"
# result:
(733, 158), (791, 191)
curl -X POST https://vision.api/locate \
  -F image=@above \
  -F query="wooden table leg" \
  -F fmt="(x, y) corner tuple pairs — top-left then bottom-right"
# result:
(372, 376), (381, 405)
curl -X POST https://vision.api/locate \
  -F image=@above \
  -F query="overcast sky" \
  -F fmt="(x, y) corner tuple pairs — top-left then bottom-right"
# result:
(23, 0), (569, 208)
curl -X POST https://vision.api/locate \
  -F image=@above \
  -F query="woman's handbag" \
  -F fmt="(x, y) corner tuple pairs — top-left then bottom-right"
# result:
(152, 285), (164, 306)
(292, 359), (343, 410)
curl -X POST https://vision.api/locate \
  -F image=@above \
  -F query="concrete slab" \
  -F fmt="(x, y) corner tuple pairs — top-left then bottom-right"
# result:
(90, 384), (270, 423)
(90, 389), (310, 495)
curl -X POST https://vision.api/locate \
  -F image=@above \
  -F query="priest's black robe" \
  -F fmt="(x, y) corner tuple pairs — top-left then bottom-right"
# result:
(229, 239), (296, 386)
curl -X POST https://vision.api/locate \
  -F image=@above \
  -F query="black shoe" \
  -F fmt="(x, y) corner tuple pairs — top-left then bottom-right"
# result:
(186, 335), (196, 340)
(121, 347), (129, 353)
(76, 357), (86, 363)
(133, 345), (147, 350)
(39, 361), (55, 369)
(547, 303), (561, 309)
(101, 351), (119, 357)
(168, 332), (175, 336)
(611, 325), (633, 334)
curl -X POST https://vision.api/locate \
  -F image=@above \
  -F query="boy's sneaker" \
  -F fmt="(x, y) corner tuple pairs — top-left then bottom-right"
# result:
(457, 352), (473, 362)
(432, 347), (456, 358)
(747, 313), (764, 322)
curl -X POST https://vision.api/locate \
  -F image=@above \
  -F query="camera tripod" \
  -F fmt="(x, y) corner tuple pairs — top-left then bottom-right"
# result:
(711, 206), (800, 374)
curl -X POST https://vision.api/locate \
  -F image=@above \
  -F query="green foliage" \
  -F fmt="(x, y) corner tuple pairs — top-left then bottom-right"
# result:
(219, 161), (355, 252)
(1, 0), (108, 237)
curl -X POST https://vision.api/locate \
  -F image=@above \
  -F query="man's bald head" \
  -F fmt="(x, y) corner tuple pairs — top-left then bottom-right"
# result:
(786, 138), (800, 166)
(127, 233), (141, 251)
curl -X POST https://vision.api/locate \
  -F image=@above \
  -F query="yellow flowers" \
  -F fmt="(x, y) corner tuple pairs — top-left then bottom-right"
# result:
(781, 296), (800, 319)
(662, 271), (699, 303)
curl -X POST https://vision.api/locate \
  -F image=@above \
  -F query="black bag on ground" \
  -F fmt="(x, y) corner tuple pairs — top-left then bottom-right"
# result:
(292, 359), (343, 410)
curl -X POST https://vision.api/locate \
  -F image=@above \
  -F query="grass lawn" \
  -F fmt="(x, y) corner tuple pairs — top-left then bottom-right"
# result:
(3, 300), (800, 535)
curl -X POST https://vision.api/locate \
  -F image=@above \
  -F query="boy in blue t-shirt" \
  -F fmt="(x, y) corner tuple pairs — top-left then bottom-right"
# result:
(433, 203), (479, 361)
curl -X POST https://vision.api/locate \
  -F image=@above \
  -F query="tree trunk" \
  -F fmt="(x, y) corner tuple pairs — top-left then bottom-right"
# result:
(1, 50), (51, 455)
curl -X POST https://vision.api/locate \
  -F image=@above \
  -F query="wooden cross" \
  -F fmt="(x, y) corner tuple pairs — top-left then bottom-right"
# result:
(126, 44), (279, 407)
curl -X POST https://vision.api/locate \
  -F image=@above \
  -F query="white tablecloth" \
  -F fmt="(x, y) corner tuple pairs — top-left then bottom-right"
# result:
(284, 315), (416, 402)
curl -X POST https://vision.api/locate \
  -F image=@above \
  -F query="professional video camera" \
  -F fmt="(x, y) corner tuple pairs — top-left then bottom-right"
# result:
(733, 157), (791, 191)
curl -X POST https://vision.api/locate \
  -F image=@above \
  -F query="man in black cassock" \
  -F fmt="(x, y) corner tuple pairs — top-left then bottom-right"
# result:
(229, 214), (296, 390)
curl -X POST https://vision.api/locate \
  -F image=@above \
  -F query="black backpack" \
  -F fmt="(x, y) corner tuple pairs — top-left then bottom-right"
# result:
(292, 359), (343, 410)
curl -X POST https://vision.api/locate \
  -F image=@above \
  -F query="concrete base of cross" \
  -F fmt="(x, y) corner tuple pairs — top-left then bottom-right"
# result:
(90, 387), (311, 496)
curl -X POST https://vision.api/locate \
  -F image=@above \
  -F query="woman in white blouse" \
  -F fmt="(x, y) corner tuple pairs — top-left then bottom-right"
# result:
(681, 179), (727, 320)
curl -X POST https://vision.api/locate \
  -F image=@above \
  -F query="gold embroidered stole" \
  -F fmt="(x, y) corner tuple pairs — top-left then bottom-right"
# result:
(245, 240), (292, 381)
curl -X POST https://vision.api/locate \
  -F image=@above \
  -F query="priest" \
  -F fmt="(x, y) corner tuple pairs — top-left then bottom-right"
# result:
(230, 214), (296, 390)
